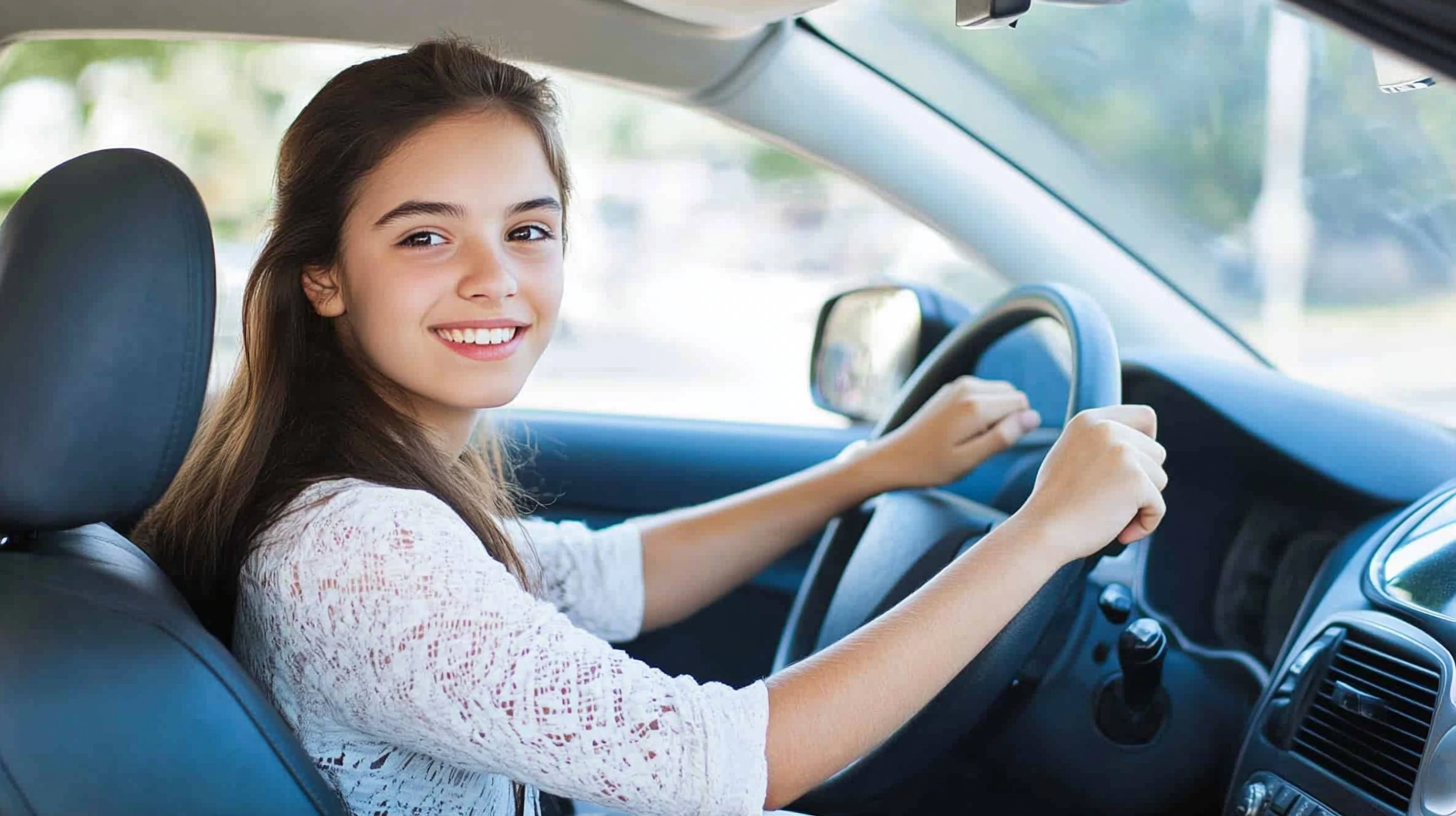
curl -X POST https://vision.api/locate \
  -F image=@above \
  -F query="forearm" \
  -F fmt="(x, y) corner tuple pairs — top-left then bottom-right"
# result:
(636, 444), (892, 632)
(761, 516), (1061, 810)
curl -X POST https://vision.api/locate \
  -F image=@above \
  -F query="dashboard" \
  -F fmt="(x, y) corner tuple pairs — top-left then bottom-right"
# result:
(1122, 351), (1456, 816)
(1224, 483), (1456, 816)
(932, 345), (1456, 816)
(1116, 351), (1450, 671)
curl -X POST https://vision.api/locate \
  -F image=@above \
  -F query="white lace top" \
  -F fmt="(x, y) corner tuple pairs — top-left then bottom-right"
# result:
(233, 478), (770, 816)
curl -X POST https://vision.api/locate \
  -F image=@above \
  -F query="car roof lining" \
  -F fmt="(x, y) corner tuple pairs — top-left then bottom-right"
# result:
(0, 0), (777, 97)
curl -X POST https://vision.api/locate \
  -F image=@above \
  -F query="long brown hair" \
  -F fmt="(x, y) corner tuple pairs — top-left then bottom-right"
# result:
(136, 38), (571, 647)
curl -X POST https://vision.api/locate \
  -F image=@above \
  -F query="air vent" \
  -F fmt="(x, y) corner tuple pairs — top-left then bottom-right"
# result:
(1292, 630), (1441, 811)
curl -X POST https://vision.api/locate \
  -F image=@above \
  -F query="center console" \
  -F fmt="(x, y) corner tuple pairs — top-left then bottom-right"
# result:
(1237, 773), (1353, 816)
(1227, 487), (1456, 816)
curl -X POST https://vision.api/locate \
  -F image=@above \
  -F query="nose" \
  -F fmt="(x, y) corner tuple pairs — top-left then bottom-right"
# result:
(458, 239), (518, 301)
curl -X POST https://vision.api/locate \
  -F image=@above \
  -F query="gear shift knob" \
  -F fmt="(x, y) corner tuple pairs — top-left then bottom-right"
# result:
(1117, 617), (1167, 711)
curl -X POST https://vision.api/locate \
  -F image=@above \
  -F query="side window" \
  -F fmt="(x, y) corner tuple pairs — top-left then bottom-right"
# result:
(522, 75), (1008, 426)
(0, 39), (1008, 427)
(0, 39), (396, 391)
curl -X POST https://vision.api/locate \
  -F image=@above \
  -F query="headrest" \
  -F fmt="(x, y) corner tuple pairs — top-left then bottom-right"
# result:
(0, 149), (215, 532)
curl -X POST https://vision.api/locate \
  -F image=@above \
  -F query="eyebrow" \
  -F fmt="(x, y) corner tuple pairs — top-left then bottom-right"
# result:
(372, 200), (465, 229)
(371, 197), (562, 229)
(506, 197), (563, 217)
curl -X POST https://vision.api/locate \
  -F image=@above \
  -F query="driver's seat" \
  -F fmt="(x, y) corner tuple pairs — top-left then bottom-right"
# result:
(0, 149), (345, 816)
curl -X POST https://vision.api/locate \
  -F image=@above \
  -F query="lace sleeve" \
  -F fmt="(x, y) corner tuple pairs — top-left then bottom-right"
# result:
(277, 484), (769, 816)
(508, 517), (644, 643)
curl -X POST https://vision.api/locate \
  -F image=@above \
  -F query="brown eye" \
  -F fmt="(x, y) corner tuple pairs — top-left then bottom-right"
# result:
(508, 225), (553, 242)
(399, 231), (446, 247)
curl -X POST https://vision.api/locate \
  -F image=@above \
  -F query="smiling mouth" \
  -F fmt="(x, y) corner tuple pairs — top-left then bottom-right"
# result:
(432, 327), (519, 346)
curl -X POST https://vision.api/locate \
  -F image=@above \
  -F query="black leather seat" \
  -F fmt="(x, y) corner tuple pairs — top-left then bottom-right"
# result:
(0, 149), (346, 816)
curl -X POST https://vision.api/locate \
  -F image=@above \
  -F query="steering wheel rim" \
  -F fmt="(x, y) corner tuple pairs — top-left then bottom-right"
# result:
(773, 283), (1121, 810)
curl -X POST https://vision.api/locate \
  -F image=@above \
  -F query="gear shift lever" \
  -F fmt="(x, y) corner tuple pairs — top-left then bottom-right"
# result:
(1095, 617), (1169, 744)
(1118, 617), (1167, 711)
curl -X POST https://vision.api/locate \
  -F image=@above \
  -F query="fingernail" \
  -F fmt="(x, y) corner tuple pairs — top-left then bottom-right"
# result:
(1019, 409), (1040, 431)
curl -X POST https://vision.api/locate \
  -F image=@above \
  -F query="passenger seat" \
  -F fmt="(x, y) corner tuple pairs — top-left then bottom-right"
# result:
(0, 149), (345, 816)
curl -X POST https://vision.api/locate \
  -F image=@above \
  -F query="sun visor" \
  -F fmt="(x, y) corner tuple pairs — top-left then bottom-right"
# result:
(1284, 0), (1455, 85)
(622, 0), (837, 28)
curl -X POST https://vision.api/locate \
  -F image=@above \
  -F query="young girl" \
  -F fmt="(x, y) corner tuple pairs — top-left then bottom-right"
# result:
(137, 38), (1167, 816)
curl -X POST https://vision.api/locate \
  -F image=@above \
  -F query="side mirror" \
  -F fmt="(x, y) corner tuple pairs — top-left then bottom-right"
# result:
(809, 285), (971, 423)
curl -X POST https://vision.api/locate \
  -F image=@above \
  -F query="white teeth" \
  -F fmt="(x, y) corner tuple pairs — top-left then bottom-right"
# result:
(478, 327), (515, 345)
(436, 327), (519, 345)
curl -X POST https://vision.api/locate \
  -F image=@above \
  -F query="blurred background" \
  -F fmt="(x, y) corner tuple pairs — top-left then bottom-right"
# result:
(2, 0), (1455, 428)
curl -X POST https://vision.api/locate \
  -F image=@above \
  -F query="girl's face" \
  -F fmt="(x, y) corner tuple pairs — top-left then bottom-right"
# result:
(303, 111), (564, 447)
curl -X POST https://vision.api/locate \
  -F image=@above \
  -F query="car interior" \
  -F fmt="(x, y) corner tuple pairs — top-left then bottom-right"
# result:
(4, 1), (1456, 816)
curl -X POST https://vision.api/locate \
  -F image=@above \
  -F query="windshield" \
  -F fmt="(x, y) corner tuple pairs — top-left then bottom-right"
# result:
(811, 0), (1456, 427)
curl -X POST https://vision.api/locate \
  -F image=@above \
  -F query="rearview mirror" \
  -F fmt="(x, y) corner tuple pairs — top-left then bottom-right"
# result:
(957, 0), (1128, 29)
(956, 0), (1031, 28)
(810, 287), (924, 423)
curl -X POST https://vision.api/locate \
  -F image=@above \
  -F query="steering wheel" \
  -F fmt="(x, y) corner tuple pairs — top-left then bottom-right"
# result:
(772, 283), (1121, 810)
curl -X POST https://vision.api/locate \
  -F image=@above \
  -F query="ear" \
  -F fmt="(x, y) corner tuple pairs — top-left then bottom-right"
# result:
(301, 265), (346, 318)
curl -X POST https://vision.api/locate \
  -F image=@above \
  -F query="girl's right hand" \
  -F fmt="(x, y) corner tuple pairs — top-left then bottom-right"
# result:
(1013, 404), (1168, 565)
(762, 403), (1167, 809)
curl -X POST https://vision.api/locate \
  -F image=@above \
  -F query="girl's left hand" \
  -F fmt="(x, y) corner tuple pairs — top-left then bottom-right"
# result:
(861, 376), (1041, 491)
